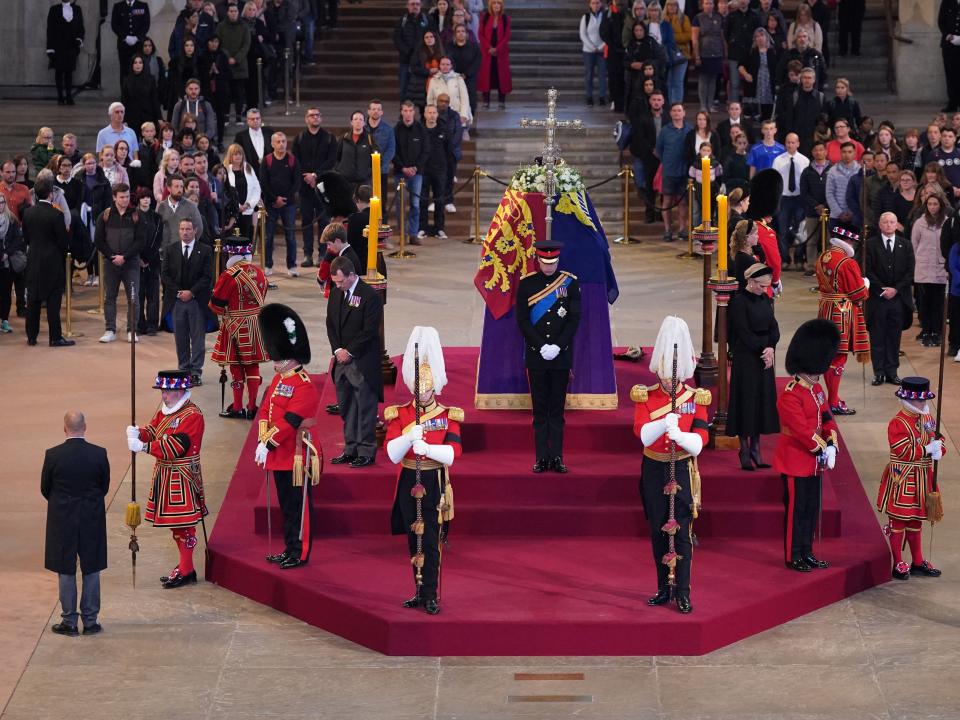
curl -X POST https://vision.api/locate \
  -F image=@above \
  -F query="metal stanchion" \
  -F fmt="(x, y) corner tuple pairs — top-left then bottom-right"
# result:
(256, 58), (264, 110)
(87, 254), (104, 315)
(615, 165), (639, 244)
(214, 237), (222, 281)
(295, 41), (301, 108)
(677, 179), (697, 259)
(283, 48), (291, 116)
(819, 207), (829, 255)
(390, 179), (415, 259)
(64, 252), (83, 338)
(464, 166), (485, 244)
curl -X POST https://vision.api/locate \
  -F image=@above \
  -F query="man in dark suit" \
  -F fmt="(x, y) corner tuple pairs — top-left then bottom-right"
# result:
(42, 410), (110, 636)
(111, 0), (150, 80)
(716, 101), (757, 153)
(23, 176), (73, 347)
(866, 211), (915, 386)
(161, 217), (214, 385)
(233, 108), (276, 168)
(516, 239), (582, 473)
(326, 255), (384, 467)
(628, 89), (664, 225)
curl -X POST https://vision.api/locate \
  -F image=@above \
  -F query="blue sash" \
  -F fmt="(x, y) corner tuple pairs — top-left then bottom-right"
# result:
(529, 274), (573, 325)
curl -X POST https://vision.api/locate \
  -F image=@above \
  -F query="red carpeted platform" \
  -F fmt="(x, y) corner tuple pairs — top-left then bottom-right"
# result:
(206, 348), (891, 656)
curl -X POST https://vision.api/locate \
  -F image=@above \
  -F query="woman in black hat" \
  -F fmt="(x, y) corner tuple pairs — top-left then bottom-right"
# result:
(727, 263), (780, 469)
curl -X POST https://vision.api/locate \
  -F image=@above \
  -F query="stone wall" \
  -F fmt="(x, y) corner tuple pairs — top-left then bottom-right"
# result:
(896, 0), (947, 102)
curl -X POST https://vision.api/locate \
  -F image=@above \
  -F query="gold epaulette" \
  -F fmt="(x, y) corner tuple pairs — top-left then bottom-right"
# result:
(630, 384), (649, 403)
(447, 406), (464, 423)
(297, 369), (311, 382)
(520, 270), (536, 279)
(384, 405), (399, 421)
(694, 388), (712, 406)
(785, 379), (798, 392)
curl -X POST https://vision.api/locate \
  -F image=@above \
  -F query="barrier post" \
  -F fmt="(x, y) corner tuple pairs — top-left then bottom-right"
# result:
(64, 253), (83, 338)
(820, 207), (829, 255)
(464, 166), (484, 244)
(256, 58), (264, 110)
(390, 179), (415, 258)
(615, 165), (639, 244)
(283, 48), (291, 116)
(676, 179), (698, 259)
(295, 41), (301, 108)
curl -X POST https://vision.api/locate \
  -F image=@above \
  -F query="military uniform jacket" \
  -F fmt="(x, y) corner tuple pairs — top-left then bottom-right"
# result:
(210, 260), (270, 365)
(138, 401), (206, 528)
(877, 407), (946, 521)
(816, 247), (869, 358)
(515, 270), (582, 370)
(631, 383), (711, 462)
(772, 376), (839, 477)
(110, 1), (151, 48)
(384, 401), (463, 534)
(258, 366), (320, 471)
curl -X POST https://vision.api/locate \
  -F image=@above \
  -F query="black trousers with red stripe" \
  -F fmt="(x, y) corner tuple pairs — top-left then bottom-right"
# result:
(273, 469), (313, 562)
(782, 473), (820, 563)
(641, 457), (694, 595)
(391, 467), (443, 601)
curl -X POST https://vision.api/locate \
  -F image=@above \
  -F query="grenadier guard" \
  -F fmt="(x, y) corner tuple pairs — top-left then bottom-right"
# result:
(385, 327), (462, 615)
(632, 316), (710, 615)
(253, 304), (321, 570)
(210, 233), (270, 419)
(126, 370), (207, 588)
(877, 377), (945, 580)
(815, 225), (870, 416)
(516, 239), (582, 473)
(773, 319), (840, 573)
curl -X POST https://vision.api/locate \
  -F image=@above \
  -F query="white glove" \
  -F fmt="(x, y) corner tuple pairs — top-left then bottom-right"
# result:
(666, 425), (683, 443)
(539, 344), (551, 360)
(46, 49), (55, 55)
(547, 344), (561, 359)
(127, 437), (145, 453)
(824, 444), (837, 469)
(667, 426), (704, 456)
(639, 418), (669, 446)
(664, 412), (680, 430)
(412, 439), (429, 456)
(773, 280), (783, 297)
(129, 159), (142, 168)
(862, 277), (870, 290)
(925, 439), (944, 461)
(407, 424), (424, 441)
(126, 425), (139, 440)
(254, 441), (268, 466)
(951, 34), (960, 46)
(125, 35), (138, 46)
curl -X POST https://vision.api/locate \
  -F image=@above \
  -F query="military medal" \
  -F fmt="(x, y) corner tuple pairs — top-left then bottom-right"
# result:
(349, 295), (361, 308)
(557, 306), (567, 318)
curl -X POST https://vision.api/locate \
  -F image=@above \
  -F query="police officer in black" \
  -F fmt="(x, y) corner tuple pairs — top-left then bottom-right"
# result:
(111, 0), (151, 80)
(516, 239), (581, 474)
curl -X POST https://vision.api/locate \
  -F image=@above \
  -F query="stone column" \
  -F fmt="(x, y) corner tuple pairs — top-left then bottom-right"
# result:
(895, 0), (947, 102)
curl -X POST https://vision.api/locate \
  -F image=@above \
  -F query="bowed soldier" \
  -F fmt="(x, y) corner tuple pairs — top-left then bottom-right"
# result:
(773, 319), (841, 572)
(815, 225), (869, 416)
(253, 303), (321, 570)
(877, 377), (945, 580)
(126, 370), (206, 588)
(384, 327), (462, 615)
(632, 316), (710, 615)
(210, 233), (270, 419)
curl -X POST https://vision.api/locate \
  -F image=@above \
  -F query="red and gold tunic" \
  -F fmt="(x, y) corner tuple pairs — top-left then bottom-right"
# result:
(631, 383), (711, 460)
(210, 260), (270, 365)
(877, 407), (945, 521)
(757, 221), (782, 294)
(257, 366), (320, 471)
(816, 247), (869, 359)
(139, 401), (206, 528)
(773, 376), (839, 477)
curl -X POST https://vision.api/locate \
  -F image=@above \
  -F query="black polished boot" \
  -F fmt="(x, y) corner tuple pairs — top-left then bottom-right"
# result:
(749, 436), (771, 469)
(423, 599), (441, 615)
(279, 555), (306, 569)
(910, 560), (942, 577)
(402, 596), (422, 609)
(532, 459), (549, 473)
(802, 553), (829, 569)
(162, 570), (197, 588)
(266, 550), (290, 564)
(647, 588), (671, 606)
(786, 558), (812, 572)
(738, 437), (754, 471)
(675, 594), (692, 614)
(551, 457), (569, 474)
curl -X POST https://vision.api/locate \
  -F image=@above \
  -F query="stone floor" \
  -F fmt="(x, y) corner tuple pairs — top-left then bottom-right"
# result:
(3, 231), (959, 720)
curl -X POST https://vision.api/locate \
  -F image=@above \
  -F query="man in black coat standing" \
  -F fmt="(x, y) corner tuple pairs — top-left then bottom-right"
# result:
(161, 217), (214, 385)
(111, 0), (151, 80)
(42, 410), (110, 636)
(866, 211), (915, 386)
(23, 176), (73, 347)
(939, 0), (960, 112)
(292, 107), (338, 267)
(326, 255), (384, 467)
(46, 1), (85, 105)
(516, 239), (582, 473)
(628, 89), (664, 224)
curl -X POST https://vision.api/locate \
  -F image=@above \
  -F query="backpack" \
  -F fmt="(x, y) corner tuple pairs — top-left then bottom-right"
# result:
(264, 152), (295, 170)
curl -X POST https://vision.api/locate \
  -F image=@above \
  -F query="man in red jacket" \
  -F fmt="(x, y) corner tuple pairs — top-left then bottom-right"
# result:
(253, 303), (320, 569)
(773, 319), (841, 572)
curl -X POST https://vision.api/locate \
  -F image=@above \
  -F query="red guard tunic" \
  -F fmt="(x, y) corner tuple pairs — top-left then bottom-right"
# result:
(757, 221), (782, 295)
(258, 366), (321, 471)
(773, 376), (839, 477)
(631, 382), (710, 595)
(210, 260), (270, 364)
(139, 401), (206, 528)
(816, 247), (870, 359)
(877, 407), (946, 521)
(384, 401), (463, 602)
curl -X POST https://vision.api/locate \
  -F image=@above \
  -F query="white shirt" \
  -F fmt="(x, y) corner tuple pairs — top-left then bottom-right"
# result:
(882, 235), (896, 252)
(249, 128), (265, 161)
(772, 151), (810, 197)
(345, 275), (360, 301)
(62, 2), (74, 22)
(181, 240), (195, 259)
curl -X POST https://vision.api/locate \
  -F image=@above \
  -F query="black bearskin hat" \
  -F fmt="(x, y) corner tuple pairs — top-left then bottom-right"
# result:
(317, 171), (358, 219)
(785, 319), (840, 376)
(259, 303), (311, 365)
(744, 168), (783, 220)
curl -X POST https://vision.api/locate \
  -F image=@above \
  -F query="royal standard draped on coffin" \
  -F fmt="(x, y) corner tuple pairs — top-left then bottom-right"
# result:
(473, 184), (619, 410)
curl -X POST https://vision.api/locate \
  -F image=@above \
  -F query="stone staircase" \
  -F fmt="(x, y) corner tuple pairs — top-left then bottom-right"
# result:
(825, 0), (894, 96)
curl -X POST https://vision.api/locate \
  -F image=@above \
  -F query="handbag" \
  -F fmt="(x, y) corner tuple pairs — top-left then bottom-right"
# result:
(8, 250), (26, 274)
(669, 47), (687, 68)
(653, 164), (663, 193)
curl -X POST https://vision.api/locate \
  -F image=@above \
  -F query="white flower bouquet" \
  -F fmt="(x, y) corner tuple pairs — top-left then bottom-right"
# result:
(509, 161), (585, 194)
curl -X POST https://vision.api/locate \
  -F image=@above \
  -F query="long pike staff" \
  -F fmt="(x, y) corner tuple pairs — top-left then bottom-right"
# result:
(662, 343), (681, 597)
(928, 287), (950, 562)
(410, 343), (426, 603)
(125, 285), (142, 587)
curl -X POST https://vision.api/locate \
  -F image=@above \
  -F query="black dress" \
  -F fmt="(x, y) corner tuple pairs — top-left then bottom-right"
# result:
(726, 289), (780, 437)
